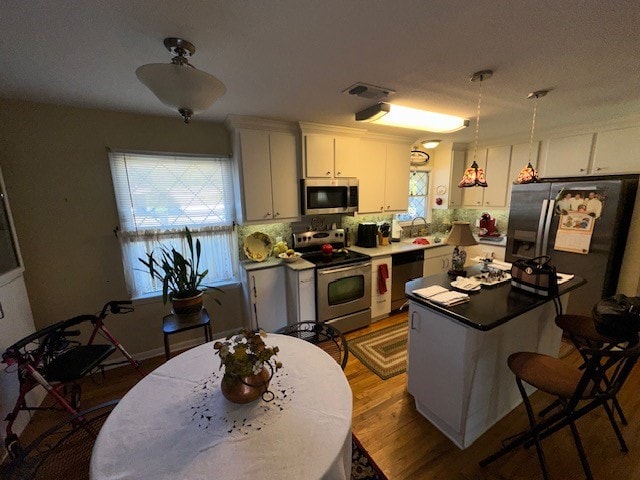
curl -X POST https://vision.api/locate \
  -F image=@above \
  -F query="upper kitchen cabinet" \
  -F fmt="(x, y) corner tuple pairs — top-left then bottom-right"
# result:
(299, 123), (365, 178)
(592, 125), (640, 175)
(358, 137), (411, 213)
(430, 142), (465, 210)
(226, 116), (299, 224)
(462, 146), (511, 208)
(539, 133), (594, 177)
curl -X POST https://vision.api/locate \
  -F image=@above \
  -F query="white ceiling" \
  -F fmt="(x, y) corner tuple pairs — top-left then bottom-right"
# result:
(2, 0), (640, 145)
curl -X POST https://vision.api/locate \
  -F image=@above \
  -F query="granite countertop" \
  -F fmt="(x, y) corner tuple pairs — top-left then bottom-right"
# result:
(240, 257), (315, 272)
(348, 238), (452, 258)
(405, 264), (586, 331)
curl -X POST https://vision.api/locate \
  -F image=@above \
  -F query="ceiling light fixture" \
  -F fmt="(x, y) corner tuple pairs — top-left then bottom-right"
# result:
(515, 89), (549, 184)
(136, 37), (226, 124)
(355, 103), (469, 133)
(459, 70), (492, 188)
(421, 140), (441, 149)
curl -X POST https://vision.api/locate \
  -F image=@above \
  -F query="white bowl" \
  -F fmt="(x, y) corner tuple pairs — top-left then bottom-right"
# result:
(279, 252), (302, 263)
(243, 232), (273, 262)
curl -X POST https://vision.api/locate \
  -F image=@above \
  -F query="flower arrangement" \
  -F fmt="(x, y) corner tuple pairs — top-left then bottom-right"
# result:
(214, 329), (282, 377)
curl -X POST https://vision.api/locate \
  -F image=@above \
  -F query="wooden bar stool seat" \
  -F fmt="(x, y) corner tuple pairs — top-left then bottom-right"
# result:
(163, 308), (212, 360)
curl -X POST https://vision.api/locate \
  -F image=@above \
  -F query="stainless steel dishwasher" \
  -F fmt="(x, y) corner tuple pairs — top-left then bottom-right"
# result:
(391, 250), (425, 310)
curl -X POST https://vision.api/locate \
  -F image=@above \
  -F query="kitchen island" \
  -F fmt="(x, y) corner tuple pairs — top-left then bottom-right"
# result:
(405, 266), (585, 449)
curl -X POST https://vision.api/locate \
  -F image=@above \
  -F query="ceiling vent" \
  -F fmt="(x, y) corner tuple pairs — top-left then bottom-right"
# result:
(342, 82), (395, 100)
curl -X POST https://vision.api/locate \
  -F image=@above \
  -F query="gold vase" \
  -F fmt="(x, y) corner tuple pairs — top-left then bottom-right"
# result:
(220, 367), (271, 404)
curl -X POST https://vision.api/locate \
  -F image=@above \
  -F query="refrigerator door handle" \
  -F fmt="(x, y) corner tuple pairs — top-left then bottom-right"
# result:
(535, 199), (549, 258)
(541, 199), (555, 257)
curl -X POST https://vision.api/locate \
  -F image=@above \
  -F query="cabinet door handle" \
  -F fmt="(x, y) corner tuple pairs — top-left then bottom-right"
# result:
(387, 205), (390, 209)
(411, 311), (419, 330)
(251, 275), (257, 298)
(326, 171), (331, 176)
(380, 206), (384, 211)
(265, 212), (271, 218)
(336, 171), (341, 176)
(253, 303), (260, 330)
(274, 212), (280, 217)
(579, 168), (586, 172)
(596, 167), (608, 171)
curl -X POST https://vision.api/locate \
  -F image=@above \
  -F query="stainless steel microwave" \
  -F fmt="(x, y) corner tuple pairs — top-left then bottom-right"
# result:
(300, 178), (359, 215)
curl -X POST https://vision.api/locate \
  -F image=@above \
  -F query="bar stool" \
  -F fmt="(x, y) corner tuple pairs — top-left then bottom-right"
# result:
(163, 308), (212, 360)
(480, 333), (640, 480)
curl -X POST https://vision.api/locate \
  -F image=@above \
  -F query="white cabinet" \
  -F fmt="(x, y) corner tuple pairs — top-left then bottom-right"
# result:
(593, 126), (640, 175)
(371, 255), (392, 320)
(431, 142), (465, 209)
(423, 246), (454, 277)
(462, 146), (511, 208)
(285, 267), (316, 324)
(242, 266), (287, 332)
(226, 116), (299, 224)
(358, 139), (411, 213)
(303, 133), (361, 178)
(540, 133), (594, 177)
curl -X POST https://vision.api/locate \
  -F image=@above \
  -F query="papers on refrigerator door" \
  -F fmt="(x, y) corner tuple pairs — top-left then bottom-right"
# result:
(412, 285), (470, 306)
(554, 213), (594, 254)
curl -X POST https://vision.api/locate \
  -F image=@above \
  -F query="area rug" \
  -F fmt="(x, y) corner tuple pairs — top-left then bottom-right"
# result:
(352, 434), (388, 480)
(348, 322), (408, 380)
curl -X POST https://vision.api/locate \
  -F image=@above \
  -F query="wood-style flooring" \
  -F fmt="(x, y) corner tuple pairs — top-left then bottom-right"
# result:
(14, 311), (640, 479)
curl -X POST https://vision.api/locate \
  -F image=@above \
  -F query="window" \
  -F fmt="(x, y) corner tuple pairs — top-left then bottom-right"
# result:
(109, 151), (238, 298)
(396, 170), (429, 221)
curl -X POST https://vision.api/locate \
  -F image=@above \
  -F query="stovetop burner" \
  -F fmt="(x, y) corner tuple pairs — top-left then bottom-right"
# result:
(302, 249), (371, 269)
(293, 229), (371, 269)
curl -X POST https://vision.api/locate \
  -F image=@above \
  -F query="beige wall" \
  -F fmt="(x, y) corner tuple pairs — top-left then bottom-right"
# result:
(0, 99), (246, 356)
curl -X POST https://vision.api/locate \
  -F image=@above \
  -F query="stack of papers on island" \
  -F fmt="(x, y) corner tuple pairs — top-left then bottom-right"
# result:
(471, 257), (513, 271)
(412, 285), (470, 306)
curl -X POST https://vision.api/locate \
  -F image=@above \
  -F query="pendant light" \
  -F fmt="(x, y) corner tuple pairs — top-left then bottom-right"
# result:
(136, 38), (226, 124)
(515, 90), (549, 184)
(459, 70), (492, 188)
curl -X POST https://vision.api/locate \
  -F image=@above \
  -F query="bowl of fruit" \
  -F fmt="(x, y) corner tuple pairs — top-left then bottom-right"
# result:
(279, 250), (302, 262)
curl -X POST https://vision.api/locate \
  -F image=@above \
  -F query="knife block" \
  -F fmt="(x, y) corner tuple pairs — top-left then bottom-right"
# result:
(378, 232), (389, 246)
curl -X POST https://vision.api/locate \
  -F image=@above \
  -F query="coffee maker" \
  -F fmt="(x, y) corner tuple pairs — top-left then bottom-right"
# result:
(478, 212), (496, 236)
(356, 223), (378, 247)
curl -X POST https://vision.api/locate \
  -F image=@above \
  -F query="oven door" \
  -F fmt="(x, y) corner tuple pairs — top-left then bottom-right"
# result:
(316, 261), (371, 322)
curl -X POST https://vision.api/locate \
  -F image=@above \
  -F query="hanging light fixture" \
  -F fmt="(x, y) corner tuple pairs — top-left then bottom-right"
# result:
(515, 89), (549, 184)
(136, 37), (226, 124)
(458, 70), (492, 188)
(355, 102), (469, 133)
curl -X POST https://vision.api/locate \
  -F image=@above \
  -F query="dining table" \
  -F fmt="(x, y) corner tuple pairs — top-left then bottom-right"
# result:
(90, 333), (353, 480)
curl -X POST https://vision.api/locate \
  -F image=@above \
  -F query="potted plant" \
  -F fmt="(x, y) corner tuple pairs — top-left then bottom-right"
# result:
(139, 227), (221, 315)
(213, 329), (282, 404)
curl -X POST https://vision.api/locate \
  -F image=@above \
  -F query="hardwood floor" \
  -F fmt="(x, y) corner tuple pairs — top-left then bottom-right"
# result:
(14, 311), (640, 479)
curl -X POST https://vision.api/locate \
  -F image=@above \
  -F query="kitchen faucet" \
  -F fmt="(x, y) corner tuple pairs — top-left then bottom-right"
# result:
(410, 217), (429, 237)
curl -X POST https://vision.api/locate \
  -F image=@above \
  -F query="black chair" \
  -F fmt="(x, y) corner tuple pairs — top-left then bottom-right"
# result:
(275, 322), (348, 370)
(0, 400), (118, 480)
(480, 333), (640, 480)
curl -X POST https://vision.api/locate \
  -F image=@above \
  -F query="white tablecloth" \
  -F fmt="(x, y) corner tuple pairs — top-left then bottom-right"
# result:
(91, 334), (353, 480)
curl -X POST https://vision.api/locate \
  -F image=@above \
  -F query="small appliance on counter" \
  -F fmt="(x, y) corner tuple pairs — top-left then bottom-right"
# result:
(356, 222), (378, 248)
(378, 222), (390, 246)
(478, 212), (498, 237)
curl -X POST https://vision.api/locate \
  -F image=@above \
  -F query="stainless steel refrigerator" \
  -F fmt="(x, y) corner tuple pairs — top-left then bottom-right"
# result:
(506, 175), (638, 316)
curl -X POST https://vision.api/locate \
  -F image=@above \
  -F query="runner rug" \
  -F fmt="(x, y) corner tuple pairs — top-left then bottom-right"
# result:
(348, 322), (408, 380)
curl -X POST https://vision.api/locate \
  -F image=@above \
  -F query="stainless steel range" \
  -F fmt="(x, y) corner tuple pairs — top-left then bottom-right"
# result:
(293, 229), (372, 333)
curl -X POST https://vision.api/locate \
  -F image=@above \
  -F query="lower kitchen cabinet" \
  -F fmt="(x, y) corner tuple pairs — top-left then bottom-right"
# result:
(285, 267), (316, 324)
(241, 265), (287, 332)
(423, 246), (454, 277)
(371, 255), (392, 320)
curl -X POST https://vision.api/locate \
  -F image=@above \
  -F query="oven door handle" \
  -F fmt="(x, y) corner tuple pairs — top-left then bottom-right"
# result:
(317, 261), (372, 275)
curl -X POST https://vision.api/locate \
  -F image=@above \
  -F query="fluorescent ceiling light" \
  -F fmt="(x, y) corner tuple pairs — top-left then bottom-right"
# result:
(356, 103), (469, 133)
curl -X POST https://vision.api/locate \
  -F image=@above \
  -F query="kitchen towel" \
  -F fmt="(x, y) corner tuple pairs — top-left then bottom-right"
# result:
(412, 285), (470, 306)
(378, 263), (389, 294)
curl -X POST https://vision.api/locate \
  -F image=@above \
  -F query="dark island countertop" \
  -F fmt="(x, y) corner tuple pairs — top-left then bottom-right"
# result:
(405, 265), (586, 331)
